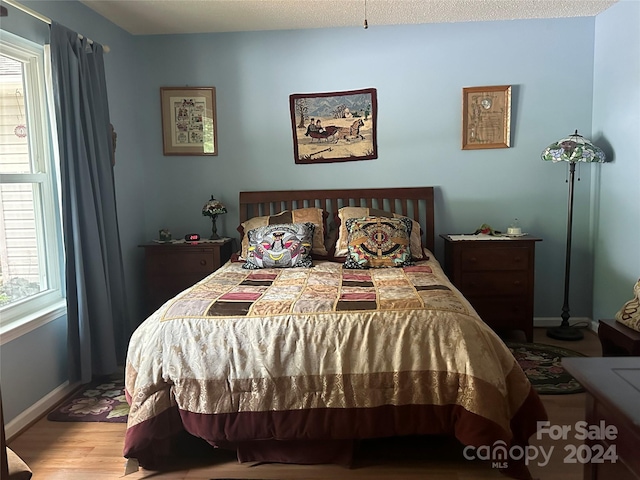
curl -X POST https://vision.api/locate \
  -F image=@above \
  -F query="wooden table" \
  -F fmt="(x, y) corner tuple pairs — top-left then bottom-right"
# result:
(562, 357), (640, 480)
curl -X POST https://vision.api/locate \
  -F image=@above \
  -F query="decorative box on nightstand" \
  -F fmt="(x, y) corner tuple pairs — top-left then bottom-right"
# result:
(139, 238), (233, 314)
(440, 234), (542, 342)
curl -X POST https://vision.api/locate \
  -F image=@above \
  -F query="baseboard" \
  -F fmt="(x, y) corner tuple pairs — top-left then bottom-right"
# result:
(5, 380), (80, 442)
(534, 317), (598, 332)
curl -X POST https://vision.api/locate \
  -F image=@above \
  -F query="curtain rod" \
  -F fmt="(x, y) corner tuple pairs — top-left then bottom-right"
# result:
(3, 0), (111, 53)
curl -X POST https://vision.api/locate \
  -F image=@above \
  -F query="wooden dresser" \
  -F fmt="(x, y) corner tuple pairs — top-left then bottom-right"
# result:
(562, 357), (640, 480)
(440, 235), (542, 342)
(598, 319), (640, 356)
(140, 239), (233, 314)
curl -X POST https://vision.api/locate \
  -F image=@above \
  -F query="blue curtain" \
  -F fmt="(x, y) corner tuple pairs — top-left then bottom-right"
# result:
(49, 22), (130, 383)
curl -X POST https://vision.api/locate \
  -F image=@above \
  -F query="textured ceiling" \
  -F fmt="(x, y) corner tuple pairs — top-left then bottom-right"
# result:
(79, 0), (618, 35)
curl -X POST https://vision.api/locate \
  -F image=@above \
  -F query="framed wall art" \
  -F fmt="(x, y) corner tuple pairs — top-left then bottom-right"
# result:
(462, 85), (511, 150)
(160, 87), (217, 156)
(289, 88), (377, 164)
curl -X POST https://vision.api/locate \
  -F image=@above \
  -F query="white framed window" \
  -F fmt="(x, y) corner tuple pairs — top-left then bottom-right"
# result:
(0, 31), (65, 339)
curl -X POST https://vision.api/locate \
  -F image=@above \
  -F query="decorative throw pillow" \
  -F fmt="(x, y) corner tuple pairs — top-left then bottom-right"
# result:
(343, 216), (413, 269)
(242, 222), (315, 269)
(334, 207), (424, 260)
(615, 278), (640, 332)
(239, 208), (328, 259)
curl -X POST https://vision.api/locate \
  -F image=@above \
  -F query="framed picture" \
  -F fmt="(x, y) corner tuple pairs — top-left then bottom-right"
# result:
(160, 87), (217, 155)
(289, 88), (377, 164)
(462, 85), (511, 150)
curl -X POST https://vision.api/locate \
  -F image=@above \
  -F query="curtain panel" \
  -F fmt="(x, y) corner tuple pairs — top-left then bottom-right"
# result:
(49, 22), (129, 383)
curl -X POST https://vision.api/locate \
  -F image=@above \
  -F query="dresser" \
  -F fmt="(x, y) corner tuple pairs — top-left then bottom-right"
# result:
(562, 357), (640, 480)
(440, 235), (542, 342)
(140, 239), (233, 314)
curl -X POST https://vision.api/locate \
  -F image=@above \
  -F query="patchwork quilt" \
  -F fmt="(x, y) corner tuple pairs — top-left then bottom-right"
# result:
(161, 260), (464, 319)
(123, 253), (547, 470)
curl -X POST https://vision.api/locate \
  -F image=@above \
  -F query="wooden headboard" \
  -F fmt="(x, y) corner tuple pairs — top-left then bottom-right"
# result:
(239, 187), (435, 253)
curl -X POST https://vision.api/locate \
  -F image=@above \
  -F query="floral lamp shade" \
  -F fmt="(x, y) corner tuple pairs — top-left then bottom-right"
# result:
(541, 130), (606, 342)
(202, 196), (227, 216)
(541, 130), (606, 163)
(202, 196), (227, 239)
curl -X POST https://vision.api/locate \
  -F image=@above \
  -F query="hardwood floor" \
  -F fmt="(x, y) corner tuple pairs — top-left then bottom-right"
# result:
(7, 328), (602, 480)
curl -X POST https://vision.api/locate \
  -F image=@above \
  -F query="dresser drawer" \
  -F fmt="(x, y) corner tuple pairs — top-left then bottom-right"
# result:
(140, 240), (234, 314)
(460, 246), (530, 271)
(146, 250), (215, 275)
(459, 271), (529, 296)
(468, 297), (528, 327)
(147, 274), (208, 305)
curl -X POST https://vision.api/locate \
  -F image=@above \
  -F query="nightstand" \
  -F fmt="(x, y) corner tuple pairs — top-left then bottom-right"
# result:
(598, 319), (640, 356)
(139, 239), (233, 314)
(440, 234), (542, 342)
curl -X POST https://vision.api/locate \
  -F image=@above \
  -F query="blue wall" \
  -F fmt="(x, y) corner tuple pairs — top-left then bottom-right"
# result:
(592, 0), (640, 320)
(1, 0), (638, 424)
(135, 17), (598, 321)
(0, 316), (68, 421)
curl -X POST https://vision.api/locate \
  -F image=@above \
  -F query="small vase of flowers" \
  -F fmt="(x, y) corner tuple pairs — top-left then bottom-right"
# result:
(202, 196), (227, 240)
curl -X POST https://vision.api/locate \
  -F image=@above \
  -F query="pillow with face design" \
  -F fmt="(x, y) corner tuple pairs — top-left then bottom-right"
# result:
(242, 222), (315, 269)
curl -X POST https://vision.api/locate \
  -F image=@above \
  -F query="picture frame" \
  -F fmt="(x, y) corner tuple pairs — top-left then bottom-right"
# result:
(289, 88), (377, 164)
(160, 87), (217, 156)
(462, 85), (512, 150)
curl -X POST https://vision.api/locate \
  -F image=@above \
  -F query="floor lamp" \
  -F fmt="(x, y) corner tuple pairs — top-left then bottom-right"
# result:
(542, 130), (606, 341)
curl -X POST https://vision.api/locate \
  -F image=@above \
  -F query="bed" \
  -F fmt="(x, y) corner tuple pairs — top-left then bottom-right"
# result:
(123, 186), (547, 478)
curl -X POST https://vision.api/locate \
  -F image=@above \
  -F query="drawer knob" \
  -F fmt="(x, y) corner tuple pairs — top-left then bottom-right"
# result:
(200, 260), (207, 266)
(470, 257), (477, 263)
(513, 280), (521, 286)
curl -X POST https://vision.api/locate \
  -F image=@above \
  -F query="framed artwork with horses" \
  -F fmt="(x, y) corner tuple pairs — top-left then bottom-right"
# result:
(289, 88), (378, 164)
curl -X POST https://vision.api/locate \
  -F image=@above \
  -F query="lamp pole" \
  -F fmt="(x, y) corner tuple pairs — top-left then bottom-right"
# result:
(547, 161), (584, 340)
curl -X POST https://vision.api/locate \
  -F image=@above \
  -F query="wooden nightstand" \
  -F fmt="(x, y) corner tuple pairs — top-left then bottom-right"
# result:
(598, 319), (640, 356)
(440, 235), (542, 342)
(139, 239), (233, 314)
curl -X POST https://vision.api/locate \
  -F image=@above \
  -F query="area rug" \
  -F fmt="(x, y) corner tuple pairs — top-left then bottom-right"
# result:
(47, 372), (129, 423)
(506, 342), (586, 395)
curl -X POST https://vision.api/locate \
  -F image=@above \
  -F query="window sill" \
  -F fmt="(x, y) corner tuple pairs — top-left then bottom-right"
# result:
(0, 299), (67, 345)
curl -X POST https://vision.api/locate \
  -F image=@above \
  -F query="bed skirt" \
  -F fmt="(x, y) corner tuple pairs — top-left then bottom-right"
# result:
(124, 384), (545, 477)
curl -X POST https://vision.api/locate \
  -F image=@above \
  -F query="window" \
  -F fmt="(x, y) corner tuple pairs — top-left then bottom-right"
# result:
(0, 32), (64, 336)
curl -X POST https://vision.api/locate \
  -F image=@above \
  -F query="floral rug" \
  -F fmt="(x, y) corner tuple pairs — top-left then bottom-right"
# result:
(47, 372), (129, 423)
(506, 342), (586, 395)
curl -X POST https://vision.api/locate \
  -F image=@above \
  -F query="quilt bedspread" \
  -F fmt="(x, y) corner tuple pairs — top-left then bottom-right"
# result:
(124, 253), (546, 468)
